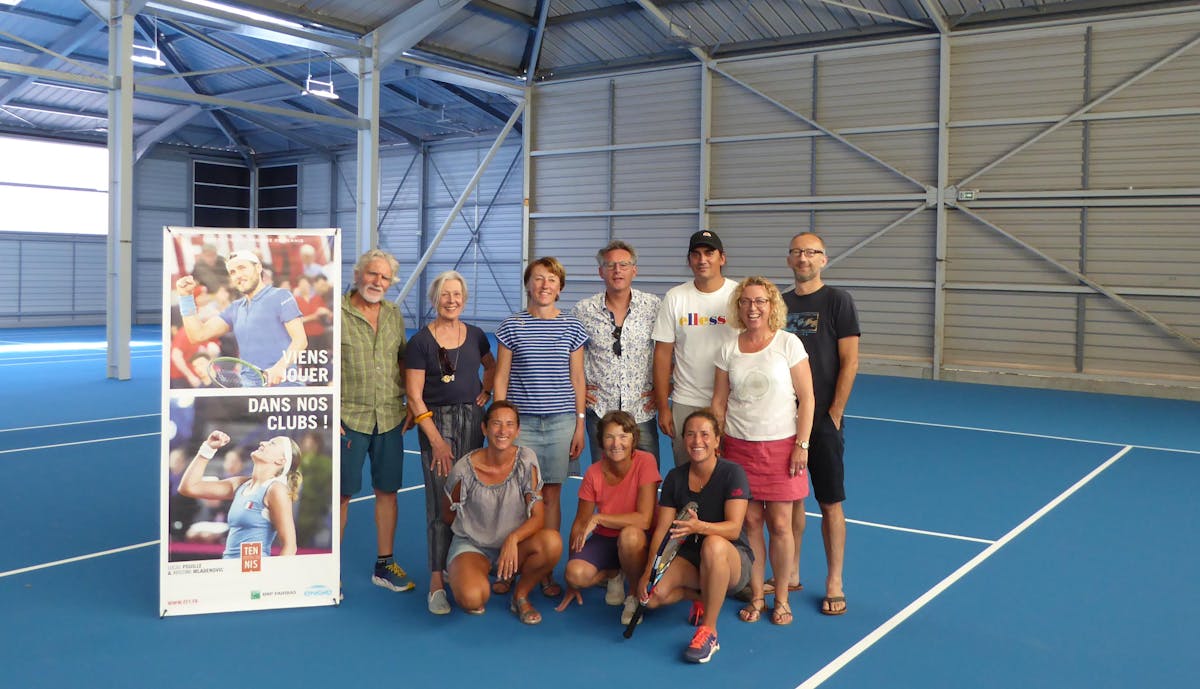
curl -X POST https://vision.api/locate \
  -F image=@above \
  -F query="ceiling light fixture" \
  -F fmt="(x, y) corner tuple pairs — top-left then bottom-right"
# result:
(132, 15), (166, 67)
(302, 75), (338, 100)
(301, 53), (338, 99)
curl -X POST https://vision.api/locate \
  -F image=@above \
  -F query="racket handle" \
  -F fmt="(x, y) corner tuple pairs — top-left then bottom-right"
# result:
(622, 605), (646, 639)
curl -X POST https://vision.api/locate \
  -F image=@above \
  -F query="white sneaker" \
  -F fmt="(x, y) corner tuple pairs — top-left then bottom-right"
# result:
(605, 572), (625, 606)
(620, 595), (641, 625)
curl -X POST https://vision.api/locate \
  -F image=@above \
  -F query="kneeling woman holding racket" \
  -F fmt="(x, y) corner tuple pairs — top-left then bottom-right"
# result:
(443, 401), (563, 622)
(631, 409), (752, 664)
(178, 430), (302, 558)
(555, 410), (661, 622)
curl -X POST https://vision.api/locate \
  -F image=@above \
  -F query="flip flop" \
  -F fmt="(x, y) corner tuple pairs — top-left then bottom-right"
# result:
(821, 595), (847, 616)
(763, 578), (803, 594)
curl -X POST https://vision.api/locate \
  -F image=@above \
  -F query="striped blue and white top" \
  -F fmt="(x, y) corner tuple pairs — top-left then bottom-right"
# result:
(496, 310), (588, 416)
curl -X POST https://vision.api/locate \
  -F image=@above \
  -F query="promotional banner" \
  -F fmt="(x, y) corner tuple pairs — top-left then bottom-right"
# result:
(161, 227), (340, 616)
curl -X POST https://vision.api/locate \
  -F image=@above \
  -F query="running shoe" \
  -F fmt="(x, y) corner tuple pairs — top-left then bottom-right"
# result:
(606, 573), (626, 606)
(683, 625), (719, 664)
(620, 595), (640, 625)
(372, 560), (415, 592)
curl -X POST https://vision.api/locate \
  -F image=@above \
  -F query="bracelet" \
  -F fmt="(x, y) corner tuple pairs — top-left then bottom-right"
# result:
(576, 412), (586, 419)
(178, 294), (196, 317)
(197, 443), (217, 459)
(414, 411), (433, 423)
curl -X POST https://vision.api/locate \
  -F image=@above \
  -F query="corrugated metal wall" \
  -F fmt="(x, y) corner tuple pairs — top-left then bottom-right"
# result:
(307, 137), (524, 331)
(531, 66), (703, 306)
(530, 11), (1200, 398)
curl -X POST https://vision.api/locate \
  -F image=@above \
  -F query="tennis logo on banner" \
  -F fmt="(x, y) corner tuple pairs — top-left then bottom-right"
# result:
(241, 542), (263, 572)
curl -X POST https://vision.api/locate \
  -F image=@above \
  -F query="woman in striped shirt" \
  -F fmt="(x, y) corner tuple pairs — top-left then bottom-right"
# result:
(494, 256), (587, 598)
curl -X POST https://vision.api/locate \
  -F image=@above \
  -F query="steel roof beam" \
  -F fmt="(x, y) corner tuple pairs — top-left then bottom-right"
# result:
(433, 82), (518, 131)
(0, 15), (103, 106)
(147, 0), (366, 55)
(466, 0), (536, 29)
(814, 0), (934, 29)
(134, 104), (202, 160)
(521, 0), (550, 80)
(373, 0), (473, 67)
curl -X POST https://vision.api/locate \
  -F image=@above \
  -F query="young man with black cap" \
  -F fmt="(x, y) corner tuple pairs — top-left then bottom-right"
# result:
(652, 230), (738, 467)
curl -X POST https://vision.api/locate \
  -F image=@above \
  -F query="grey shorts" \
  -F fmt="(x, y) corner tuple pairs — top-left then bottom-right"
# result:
(447, 534), (500, 568)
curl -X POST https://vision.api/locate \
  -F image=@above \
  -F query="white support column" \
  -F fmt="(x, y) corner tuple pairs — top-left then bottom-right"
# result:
(521, 87), (533, 310)
(355, 34), (381, 257)
(698, 63), (712, 231)
(106, 3), (135, 380)
(931, 33), (951, 380)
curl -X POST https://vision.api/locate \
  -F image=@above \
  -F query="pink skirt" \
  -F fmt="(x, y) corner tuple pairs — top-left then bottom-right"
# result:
(722, 435), (809, 502)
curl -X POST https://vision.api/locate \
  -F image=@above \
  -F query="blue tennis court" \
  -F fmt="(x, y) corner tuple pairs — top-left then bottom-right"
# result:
(1, 326), (1196, 688)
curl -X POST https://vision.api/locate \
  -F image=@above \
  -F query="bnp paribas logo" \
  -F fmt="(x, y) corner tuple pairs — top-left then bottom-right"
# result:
(250, 590), (261, 600)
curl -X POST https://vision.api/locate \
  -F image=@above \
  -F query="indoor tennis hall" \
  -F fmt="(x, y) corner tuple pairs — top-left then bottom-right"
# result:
(2, 329), (1197, 688)
(2, 1), (1198, 688)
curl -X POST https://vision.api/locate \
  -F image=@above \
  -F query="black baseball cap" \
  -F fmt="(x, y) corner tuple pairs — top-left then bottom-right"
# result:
(688, 230), (723, 252)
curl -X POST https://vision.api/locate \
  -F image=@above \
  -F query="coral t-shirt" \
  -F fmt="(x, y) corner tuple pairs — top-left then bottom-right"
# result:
(578, 450), (661, 537)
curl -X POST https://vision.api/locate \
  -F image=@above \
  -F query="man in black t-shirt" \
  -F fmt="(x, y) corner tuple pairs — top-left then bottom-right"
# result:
(781, 232), (860, 616)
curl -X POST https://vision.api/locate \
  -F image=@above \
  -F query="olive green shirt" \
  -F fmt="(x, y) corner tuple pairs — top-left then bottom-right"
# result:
(340, 292), (407, 434)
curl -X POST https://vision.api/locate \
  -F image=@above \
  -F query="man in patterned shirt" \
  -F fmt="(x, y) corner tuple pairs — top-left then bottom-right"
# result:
(572, 240), (662, 470)
(340, 249), (415, 594)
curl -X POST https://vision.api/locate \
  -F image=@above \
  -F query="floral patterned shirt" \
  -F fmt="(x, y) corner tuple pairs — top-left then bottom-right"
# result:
(571, 288), (661, 424)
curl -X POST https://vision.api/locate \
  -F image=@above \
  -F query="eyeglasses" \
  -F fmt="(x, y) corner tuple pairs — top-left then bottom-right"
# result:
(601, 260), (635, 271)
(611, 325), (623, 357)
(737, 298), (770, 308)
(788, 248), (825, 258)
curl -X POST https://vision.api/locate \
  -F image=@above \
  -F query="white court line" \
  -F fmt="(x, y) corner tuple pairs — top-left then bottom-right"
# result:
(0, 413), (159, 434)
(0, 354), (161, 367)
(0, 541), (159, 579)
(848, 413), (1200, 456)
(0, 487), (427, 578)
(795, 444), (1134, 689)
(0, 432), (159, 455)
(803, 512), (995, 545)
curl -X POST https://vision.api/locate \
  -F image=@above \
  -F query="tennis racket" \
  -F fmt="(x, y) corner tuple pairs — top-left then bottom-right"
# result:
(209, 356), (267, 388)
(623, 500), (698, 639)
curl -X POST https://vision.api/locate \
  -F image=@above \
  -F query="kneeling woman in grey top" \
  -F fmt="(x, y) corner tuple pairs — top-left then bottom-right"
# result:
(444, 400), (563, 623)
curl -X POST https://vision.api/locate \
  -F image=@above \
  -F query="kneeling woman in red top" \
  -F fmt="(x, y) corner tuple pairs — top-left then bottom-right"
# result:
(556, 411), (661, 622)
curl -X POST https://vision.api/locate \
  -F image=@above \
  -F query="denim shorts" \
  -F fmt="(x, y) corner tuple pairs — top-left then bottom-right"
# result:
(447, 534), (500, 568)
(518, 412), (576, 484)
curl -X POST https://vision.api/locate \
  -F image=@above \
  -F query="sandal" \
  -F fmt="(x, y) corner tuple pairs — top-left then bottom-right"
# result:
(491, 576), (514, 595)
(763, 577), (803, 594)
(510, 595), (542, 625)
(821, 595), (847, 616)
(738, 597), (766, 623)
(770, 600), (793, 625)
(539, 578), (563, 598)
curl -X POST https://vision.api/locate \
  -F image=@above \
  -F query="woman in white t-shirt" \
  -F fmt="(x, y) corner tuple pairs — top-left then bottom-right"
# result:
(712, 276), (815, 626)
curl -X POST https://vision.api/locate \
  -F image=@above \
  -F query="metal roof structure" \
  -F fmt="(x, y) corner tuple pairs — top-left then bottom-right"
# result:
(0, 0), (1188, 160)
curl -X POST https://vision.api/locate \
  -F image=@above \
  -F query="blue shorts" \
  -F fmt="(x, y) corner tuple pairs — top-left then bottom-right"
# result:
(340, 423), (405, 495)
(569, 533), (621, 572)
(519, 412), (576, 484)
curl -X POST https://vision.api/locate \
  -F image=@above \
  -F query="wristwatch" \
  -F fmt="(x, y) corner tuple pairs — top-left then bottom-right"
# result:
(795, 439), (810, 450)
